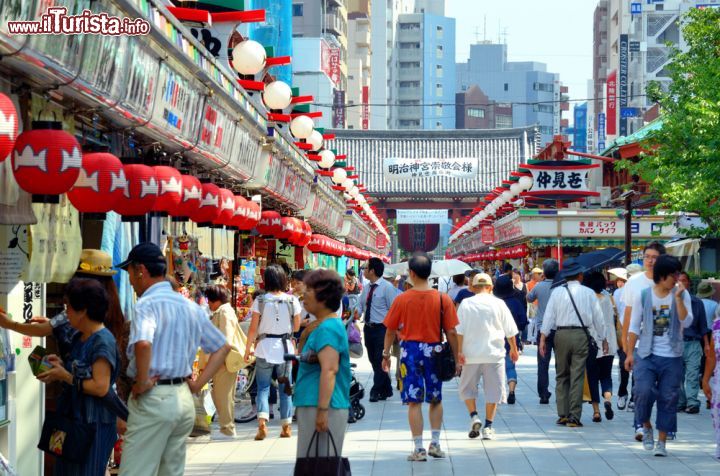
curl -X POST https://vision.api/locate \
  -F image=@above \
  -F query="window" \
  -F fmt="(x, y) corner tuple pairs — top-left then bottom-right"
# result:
(539, 126), (554, 135)
(400, 81), (420, 87)
(436, 25), (443, 39)
(436, 122), (443, 129)
(504, 83), (509, 91)
(467, 107), (485, 118)
(436, 105), (443, 116)
(533, 104), (553, 113)
(400, 62), (420, 68)
(292, 3), (303, 16)
(436, 45), (443, 59)
(436, 83), (443, 97)
(533, 82), (554, 92)
(436, 64), (443, 78)
(496, 115), (512, 128)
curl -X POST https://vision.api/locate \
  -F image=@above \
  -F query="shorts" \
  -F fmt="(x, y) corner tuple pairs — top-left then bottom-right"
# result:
(458, 362), (507, 404)
(399, 341), (443, 404)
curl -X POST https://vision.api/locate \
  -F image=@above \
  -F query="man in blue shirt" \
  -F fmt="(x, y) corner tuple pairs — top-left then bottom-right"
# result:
(355, 257), (399, 401)
(677, 272), (708, 414)
(527, 259), (559, 404)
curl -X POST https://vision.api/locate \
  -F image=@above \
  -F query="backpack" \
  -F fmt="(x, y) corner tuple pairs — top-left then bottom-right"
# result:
(257, 294), (296, 320)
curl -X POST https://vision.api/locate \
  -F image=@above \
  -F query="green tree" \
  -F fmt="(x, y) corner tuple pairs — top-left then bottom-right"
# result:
(626, 8), (720, 235)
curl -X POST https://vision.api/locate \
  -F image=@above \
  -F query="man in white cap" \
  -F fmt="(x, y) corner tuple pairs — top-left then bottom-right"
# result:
(456, 273), (519, 440)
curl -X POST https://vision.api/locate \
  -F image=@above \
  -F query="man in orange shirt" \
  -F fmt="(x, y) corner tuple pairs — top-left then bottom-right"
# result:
(382, 253), (459, 462)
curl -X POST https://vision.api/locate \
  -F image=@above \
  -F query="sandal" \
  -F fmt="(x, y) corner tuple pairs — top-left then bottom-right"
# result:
(604, 401), (614, 420)
(592, 412), (602, 423)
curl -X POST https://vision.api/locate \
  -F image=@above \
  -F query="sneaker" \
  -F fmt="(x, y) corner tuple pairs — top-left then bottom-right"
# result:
(539, 392), (552, 405)
(481, 427), (495, 440)
(507, 392), (516, 405)
(604, 401), (614, 421)
(407, 448), (427, 462)
(686, 406), (700, 414)
(653, 441), (667, 457)
(627, 400), (635, 411)
(617, 395), (628, 410)
(634, 427), (644, 442)
(427, 442), (445, 458)
(642, 428), (654, 451)
(469, 416), (482, 439)
(212, 431), (237, 440)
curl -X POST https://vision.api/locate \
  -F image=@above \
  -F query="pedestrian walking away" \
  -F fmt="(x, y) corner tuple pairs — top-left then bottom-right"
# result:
(625, 255), (693, 457)
(355, 257), (399, 402)
(493, 275), (527, 405)
(528, 259), (559, 404)
(117, 243), (230, 476)
(540, 259), (607, 428)
(676, 272), (709, 414)
(381, 253), (460, 462)
(456, 273), (519, 440)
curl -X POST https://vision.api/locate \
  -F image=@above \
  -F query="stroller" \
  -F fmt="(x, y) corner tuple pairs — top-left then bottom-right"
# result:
(348, 363), (365, 423)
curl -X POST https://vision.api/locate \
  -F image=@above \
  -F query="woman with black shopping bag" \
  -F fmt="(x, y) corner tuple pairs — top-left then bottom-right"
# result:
(293, 270), (352, 475)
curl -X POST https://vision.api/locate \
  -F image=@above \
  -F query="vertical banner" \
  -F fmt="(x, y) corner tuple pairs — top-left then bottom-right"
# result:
(321, 40), (341, 87)
(332, 89), (346, 128)
(606, 71), (617, 135)
(597, 112), (606, 151)
(361, 86), (369, 130)
(619, 34), (629, 137)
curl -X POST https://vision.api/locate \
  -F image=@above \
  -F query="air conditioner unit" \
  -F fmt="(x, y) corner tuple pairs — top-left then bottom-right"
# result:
(599, 186), (612, 207)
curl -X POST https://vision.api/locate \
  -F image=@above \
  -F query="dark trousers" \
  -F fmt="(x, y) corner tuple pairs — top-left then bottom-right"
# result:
(587, 355), (614, 403)
(537, 330), (554, 399)
(617, 349), (630, 397)
(364, 324), (392, 397)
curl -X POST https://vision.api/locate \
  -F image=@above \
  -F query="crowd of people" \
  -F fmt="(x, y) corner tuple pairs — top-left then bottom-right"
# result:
(0, 241), (719, 474)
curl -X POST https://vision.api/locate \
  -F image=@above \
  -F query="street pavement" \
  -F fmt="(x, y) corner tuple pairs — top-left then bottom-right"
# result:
(185, 346), (719, 475)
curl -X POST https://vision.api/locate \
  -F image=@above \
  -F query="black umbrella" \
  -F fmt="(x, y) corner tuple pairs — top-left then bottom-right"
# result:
(551, 247), (626, 288)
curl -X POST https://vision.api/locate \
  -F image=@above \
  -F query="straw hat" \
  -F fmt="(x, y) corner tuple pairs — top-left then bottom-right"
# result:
(76, 249), (117, 276)
(697, 282), (715, 299)
(608, 268), (628, 281)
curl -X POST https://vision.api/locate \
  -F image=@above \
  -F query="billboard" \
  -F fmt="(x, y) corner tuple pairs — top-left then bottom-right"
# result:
(396, 210), (449, 225)
(606, 71), (617, 135)
(321, 40), (341, 87)
(332, 89), (345, 128)
(619, 34), (629, 137)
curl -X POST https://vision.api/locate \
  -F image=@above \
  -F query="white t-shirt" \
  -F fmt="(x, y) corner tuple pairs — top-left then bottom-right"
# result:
(251, 293), (302, 364)
(623, 273), (654, 348)
(456, 293), (519, 364)
(629, 288), (693, 358)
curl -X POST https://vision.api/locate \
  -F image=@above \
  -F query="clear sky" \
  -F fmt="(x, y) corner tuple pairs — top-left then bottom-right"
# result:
(446, 0), (598, 104)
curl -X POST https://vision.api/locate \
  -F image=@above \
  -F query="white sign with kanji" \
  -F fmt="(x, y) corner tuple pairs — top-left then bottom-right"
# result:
(528, 165), (595, 193)
(383, 158), (478, 181)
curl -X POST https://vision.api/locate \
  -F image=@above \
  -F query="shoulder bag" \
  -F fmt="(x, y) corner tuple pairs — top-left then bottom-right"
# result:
(38, 389), (96, 463)
(294, 430), (352, 476)
(432, 293), (456, 382)
(563, 285), (599, 355)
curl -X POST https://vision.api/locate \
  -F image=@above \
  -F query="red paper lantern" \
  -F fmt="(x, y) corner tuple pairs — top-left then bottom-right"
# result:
(153, 166), (183, 215)
(257, 210), (282, 236)
(172, 175), (202, 220)
(231, 195), (250, 229)
(113, 164), (158, 220)
(67, 152), (125, 216)
(277, 217), (294, 240)
(190, 183), (221, 225)
(308, 234), (326, 253)
(297, 221), (312, 247)
(213, 188), (236, 226)
(0, 93), (18, 162)
(245, 201), (261, 229)
(11, 122), (81, 200)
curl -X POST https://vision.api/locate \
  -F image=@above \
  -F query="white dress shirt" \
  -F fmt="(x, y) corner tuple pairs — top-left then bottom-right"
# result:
(541, 281), (606, 342)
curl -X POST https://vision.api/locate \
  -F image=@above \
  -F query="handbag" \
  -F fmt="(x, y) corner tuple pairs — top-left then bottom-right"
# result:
(432, 293), (456, 382)
(563, 285), (599, 355)
(294, 430), (352, 476)
(38, 404), (96, 463)
(225, 313), (251, 373)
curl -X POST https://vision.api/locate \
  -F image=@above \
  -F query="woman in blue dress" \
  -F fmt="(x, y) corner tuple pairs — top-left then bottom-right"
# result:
(36, 277), (120, 475)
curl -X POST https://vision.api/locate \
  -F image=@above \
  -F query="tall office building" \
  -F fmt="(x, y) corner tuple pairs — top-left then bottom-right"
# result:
(395, 0), (456, 129)
(248, 0), (293, 85)
(456, 42), (564, 145)
(369, 0), (415, 129)
(346, 0), (372, 129)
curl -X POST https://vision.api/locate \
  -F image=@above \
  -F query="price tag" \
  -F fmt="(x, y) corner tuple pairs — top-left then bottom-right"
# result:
(22, 336), (32, 349)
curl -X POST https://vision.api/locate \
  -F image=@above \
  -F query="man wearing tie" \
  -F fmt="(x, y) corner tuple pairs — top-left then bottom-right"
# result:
(355, 257), (399, 402)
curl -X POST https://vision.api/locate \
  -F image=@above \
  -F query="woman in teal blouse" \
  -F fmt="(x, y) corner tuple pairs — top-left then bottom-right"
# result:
(294, 269), (351, 459)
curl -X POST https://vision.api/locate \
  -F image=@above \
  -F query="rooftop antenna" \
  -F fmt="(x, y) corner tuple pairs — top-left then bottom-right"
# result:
(484, 15), (487, 42)
(474, 26), (481, 43)
(501, 27), (509, 45)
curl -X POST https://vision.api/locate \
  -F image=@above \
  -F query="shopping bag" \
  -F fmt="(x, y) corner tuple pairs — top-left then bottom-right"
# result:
(190, 392), (210, 437)
(294, 431), (352, 476)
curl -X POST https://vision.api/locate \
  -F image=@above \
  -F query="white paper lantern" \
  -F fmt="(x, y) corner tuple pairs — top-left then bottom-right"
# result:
(332, 168), (347, 184)
(263, 81), (292, 110)
(342, 178), (354, 191)
(349, 186), (359, 198)
(501, 191), (513, 201)
(356, 195), (366, 204)
(510, 183), (522, 196)
(290, 115), (314, 140)
(307, 130), (324, 151)
(318, 149), (336, 168)
(231, 40), (267, 75)
(519, 176), (533, 190)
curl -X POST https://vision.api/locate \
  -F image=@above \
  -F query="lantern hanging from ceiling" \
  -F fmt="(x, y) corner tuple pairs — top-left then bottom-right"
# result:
(307, 130), (324, 151)
(113, 164), (158, 220)
(213, 188), (236, 227)
(67, 152), (125, 217)
(342, 178), (354, 191)
(317, 149), (335, 169)
(190, 183), (221, 225)
(152, 166), (183, 215)
(277, 216), (295, 240)
(307, 234), (326, 253)
(257, 210), (282, 236)
(0, 93), (18, 162)
(263, 81), (293, 110)
(245, 201), (262, 229)
(172, 175), (203, 220)
(231, 39), (267, 75)
(290, 115), (314, 139)
(331, 167), (347, 185)
(231, 195), (250, 230)
(519, 176), (533, 190)
(296, 221), (312, 247)
(11, 122), (82, 201)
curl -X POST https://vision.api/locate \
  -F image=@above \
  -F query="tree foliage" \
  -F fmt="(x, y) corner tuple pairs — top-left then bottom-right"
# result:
(626, 8), (720, 235)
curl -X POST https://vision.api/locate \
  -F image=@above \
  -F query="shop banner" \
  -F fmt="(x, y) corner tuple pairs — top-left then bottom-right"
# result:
(332, 89), (346, 128)
(597, 112), (606, 151)
(527, 164), (598, 193)
(383, 158), (478, 181)
(606, 70), (617, 135)
(362, 86), (369, 130)
(152, 62), (204, 143)
(198, 99), (235, 163)
(396, 210), (448, 225)
(321, 41), (342, 86)
(481, 225), (494, 244)
(619, 34), (629, 137)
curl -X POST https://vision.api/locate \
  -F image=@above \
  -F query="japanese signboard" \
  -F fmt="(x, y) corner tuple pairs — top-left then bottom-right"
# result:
(152, 62), (203, 144)
(597, 112), (606, 151)
(362, 86), (369, 130)
(560, 219), (675, 238)
(383, 158), (478, 182)
(481, 225), (495, 244)
(332, 89), (346, 128)
(396, 210), (449, 225)
(619, 35), (629, 137)
(321, 41), (341, 86)
(606, 71), (617, 135)
(494, 219), (524, 243)
(526, 164), (598, 193)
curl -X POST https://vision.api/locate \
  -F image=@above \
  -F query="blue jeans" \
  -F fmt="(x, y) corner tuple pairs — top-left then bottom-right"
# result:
(678, 340), (703, 409)
(505, 336), (519, 383)
(633, 352), (683, 433)
(255, 357), (293, 424)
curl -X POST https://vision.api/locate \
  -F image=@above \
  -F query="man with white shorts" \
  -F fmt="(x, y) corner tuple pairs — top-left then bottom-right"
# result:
(456, 273), (520, 440)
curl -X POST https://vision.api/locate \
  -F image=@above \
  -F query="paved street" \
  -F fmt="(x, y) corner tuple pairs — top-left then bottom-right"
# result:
(185, 347), (719, 475)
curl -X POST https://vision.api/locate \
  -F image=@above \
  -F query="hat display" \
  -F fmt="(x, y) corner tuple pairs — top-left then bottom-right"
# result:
(115, 242), (166, 270)
(531, 267), (543, 274)
(472, 273), (493, 287)
(626, 263), (643, 277)
(697, 281), (715, 299)
(560, 259), (586, 279)
(76, 249), (117, 277)
(608, 267), (628, 281)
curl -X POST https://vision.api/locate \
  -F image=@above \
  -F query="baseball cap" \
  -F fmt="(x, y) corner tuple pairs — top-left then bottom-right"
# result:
(115, 242), (166, 270)
(472, 273), (493, 286)
(531, 267), (543, 274)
